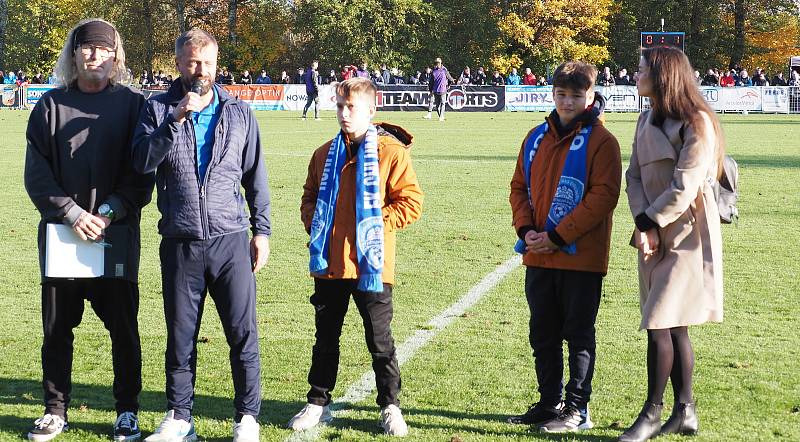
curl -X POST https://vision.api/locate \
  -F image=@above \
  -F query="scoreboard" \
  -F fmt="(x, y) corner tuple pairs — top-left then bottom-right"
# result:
(640, 32), (685, 51)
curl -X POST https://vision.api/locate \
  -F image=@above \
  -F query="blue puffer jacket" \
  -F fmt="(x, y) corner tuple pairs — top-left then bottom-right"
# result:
(132, 80), (271, 239)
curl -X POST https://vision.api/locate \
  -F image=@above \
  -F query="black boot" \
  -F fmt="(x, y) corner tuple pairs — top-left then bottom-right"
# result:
(618, 402), (663, 442)
(661, 402), (698, 435)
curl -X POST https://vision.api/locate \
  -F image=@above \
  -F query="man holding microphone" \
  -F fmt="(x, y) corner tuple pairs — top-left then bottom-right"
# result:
(133, 28), (271, 442)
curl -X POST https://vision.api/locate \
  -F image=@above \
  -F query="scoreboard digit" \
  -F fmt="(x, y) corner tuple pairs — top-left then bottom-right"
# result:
(640, 32), (685, 52)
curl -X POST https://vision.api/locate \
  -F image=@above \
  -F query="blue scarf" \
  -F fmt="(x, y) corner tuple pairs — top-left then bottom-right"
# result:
(309, 125), (384, 292)
(514, 122), (592, 255)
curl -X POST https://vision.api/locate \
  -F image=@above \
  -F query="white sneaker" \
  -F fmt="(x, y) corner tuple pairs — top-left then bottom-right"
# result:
(423, 113), (432, 119)
(144, 410), (196, 442)
(287, 403), (333, 431)
(232, 415), (259, 442)
(380, 405), (408, 437)
(438, 116), (445, 121)
(27, 414), (67, 442)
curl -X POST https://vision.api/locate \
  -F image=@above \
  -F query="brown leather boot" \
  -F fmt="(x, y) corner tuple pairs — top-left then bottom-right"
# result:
(618, 402), (662, 442)
(661, 401), (698, 435)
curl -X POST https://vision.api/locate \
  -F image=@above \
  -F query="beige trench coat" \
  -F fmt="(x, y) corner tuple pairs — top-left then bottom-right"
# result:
(626, 110), (724, 330)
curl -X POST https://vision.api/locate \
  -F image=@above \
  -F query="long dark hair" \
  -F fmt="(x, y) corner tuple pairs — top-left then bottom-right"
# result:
(642, 47), (726, 178)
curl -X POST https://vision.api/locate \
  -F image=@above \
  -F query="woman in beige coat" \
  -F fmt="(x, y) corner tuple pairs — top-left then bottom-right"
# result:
(619, 47), (724, 442)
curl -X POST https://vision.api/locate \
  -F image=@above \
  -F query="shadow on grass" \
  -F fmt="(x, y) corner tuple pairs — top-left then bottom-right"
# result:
(733, 154), (800, 169)
(0, 377), (305, 438)
(325, 404), (617, 440)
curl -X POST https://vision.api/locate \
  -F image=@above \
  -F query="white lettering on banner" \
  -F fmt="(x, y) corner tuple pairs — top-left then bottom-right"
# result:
(505, 86), (554, 112)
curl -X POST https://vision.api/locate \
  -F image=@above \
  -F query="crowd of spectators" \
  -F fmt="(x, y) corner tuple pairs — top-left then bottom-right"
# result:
(118, 63), (800, 91)
(1, 69), (57, 85)
(5, 62), (800, 90)
(696, 65), (800, 87)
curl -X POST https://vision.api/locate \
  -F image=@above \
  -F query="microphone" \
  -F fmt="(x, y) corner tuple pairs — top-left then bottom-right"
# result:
(186, 78), (204, 119)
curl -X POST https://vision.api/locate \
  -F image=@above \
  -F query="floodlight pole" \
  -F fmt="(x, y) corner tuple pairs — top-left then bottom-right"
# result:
(661, 19), (665, 32)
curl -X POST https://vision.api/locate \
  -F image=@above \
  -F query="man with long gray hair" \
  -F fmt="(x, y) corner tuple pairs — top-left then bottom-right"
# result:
(24, 18), (151, 442)
(133, 28), (270, 442)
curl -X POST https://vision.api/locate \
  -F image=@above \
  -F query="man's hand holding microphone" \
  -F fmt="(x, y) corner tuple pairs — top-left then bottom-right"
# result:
(173, 78), (206, 123)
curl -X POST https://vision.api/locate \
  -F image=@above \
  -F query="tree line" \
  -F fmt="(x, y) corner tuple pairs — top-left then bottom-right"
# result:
(0, 0), (798, 80)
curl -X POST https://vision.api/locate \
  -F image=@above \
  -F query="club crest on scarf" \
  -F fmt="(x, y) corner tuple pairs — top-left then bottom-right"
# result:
(514, 123), (592, 255)
(358, 216), (384, 269)
(549, 176), (584, 225)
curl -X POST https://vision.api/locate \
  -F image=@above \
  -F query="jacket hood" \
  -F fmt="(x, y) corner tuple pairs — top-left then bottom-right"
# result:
(375, 122), (413, 148)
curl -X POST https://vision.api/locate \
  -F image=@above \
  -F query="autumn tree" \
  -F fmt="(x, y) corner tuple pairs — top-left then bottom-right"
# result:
(291, 0), (434, 73)
(741, 13), (800, 73)
(0, 0), (8, 69)
(491, 0), (612, 76)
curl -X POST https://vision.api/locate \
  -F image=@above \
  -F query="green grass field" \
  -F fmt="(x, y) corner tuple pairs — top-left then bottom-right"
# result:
(0, 109), (798, 442)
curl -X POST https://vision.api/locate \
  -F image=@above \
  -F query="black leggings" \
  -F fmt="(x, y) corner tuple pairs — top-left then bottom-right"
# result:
(646, 327), (694, 404)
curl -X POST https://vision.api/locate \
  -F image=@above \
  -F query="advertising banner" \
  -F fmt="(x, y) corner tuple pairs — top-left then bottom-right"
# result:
(1, 85), (21, 109)
(760, 87), (789, 113)
(719, 87), (762, 112)
(279, 84), (337, 111)
(596, 86), (639, 112)
(376, 85), (505, 112)
(24, 84), (57, 108)
(223, 84), (286, 111)
(506, 86), (640, 112)
(504, 85), (553, 112)
(698, 87), (722, 111)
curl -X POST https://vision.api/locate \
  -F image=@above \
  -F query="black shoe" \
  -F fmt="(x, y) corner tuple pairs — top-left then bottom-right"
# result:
(661, 402), (698, 435)
(27, 413), (68, 442)
(113, 412), (141, 441)
(538, 403), (593, 433)
(618, 402), (662, 442)
(507, 401), (562, 425)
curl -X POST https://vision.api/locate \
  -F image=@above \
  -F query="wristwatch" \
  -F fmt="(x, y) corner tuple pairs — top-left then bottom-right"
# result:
(98, 203), (115, 221)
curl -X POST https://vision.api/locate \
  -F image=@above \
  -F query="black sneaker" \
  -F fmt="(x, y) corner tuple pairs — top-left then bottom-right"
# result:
(113, 411), (141, 441)
(27, 413), (68, 442)
(507, 401), (563, 425)
(538, 403), (593, 433)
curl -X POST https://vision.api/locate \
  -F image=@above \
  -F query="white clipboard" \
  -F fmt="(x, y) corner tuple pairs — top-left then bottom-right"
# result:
(45, 224), (105, 278)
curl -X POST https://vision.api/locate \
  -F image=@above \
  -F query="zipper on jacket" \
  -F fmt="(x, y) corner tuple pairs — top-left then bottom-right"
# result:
(199, 98), (232, 239)
(187, 118), (208, 240)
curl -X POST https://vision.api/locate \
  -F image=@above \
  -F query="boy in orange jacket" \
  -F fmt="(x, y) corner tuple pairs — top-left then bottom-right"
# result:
(508, 61), (622, 433)
(289, 77), (423, 437)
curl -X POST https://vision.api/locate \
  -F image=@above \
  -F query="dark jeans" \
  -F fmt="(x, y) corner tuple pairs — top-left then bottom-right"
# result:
(303, 91), (319, 119)
(41, 278), (141, 419)
(160, 231), (261, 421)
(524, 267), (602, 408)
(428, 92), (445, 116)
(306, 278), (400, 408)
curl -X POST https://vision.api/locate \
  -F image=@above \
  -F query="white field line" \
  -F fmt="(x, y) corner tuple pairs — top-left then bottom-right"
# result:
(284, 254), (522, 442)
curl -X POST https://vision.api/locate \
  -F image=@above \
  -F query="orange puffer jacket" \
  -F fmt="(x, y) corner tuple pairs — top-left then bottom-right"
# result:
(301, 123), (424, 284)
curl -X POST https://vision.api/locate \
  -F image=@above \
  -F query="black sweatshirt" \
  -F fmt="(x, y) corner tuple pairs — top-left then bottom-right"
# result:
(24, 83), (154, 282)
